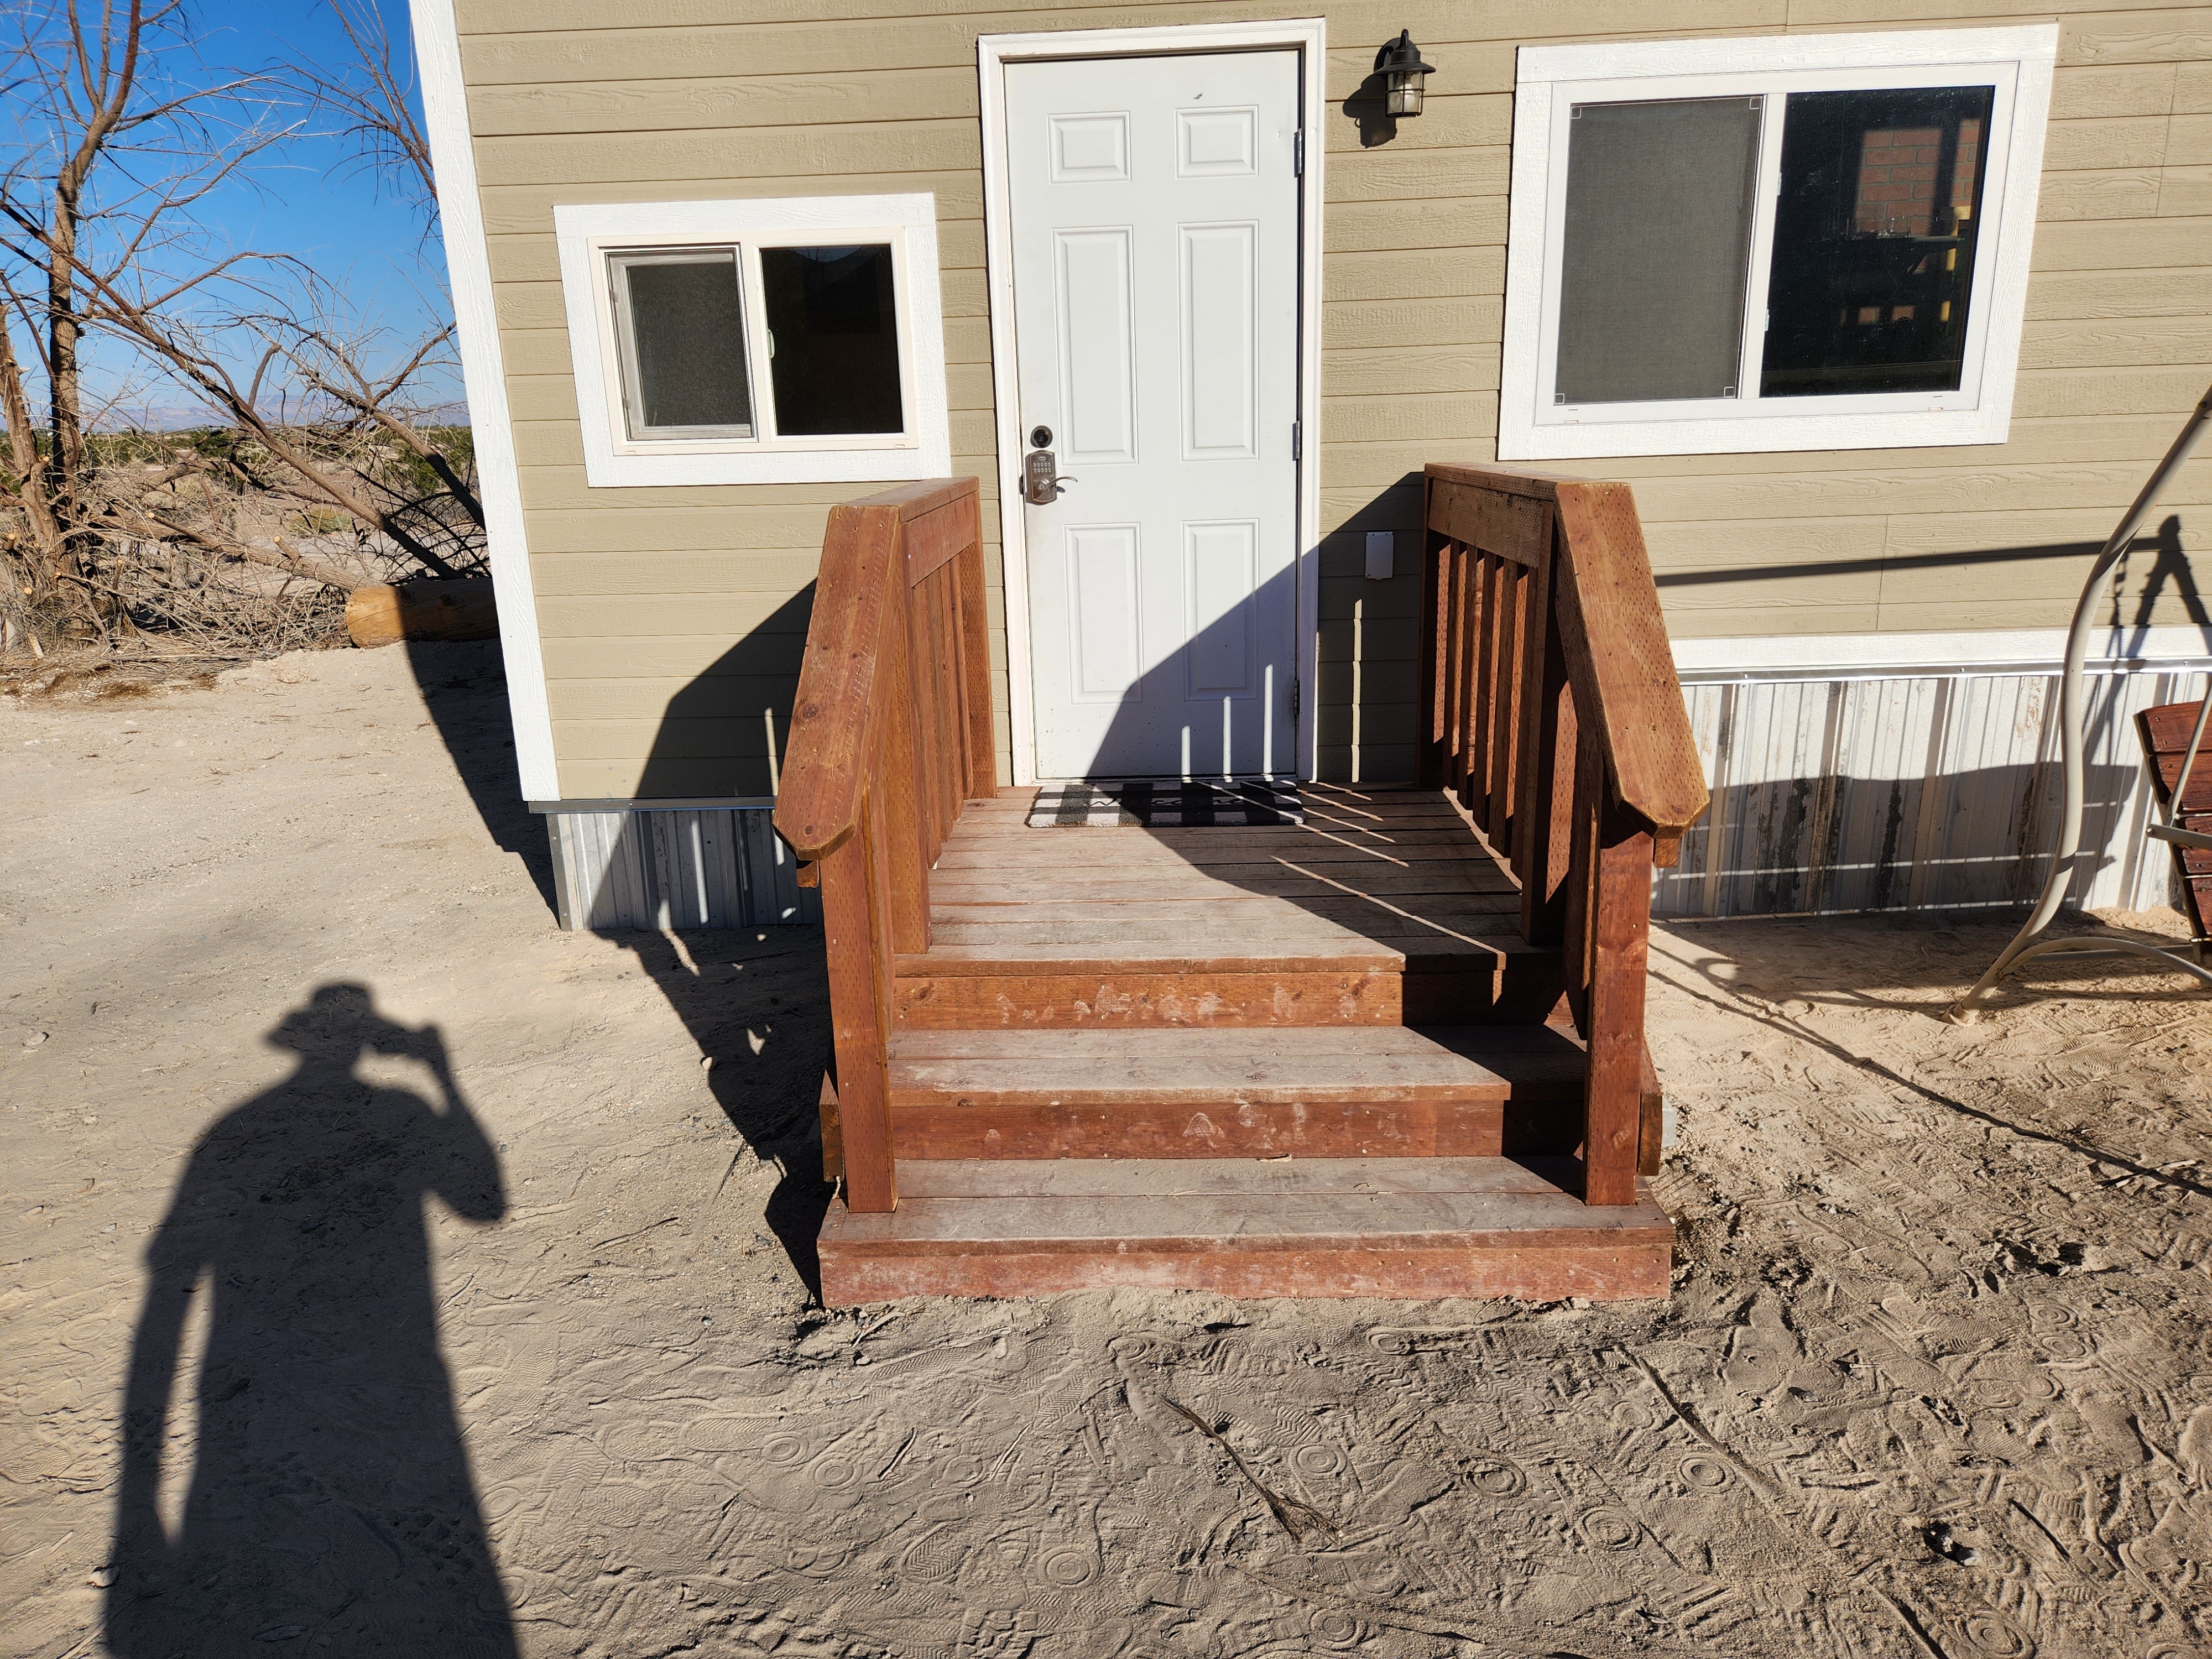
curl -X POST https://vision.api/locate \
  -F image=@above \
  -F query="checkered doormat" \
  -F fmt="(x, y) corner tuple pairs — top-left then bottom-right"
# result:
(1026, 779), (1305, 827)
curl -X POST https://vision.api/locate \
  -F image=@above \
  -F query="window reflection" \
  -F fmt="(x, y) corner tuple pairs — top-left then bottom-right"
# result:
(1761, 85), (1996, 398)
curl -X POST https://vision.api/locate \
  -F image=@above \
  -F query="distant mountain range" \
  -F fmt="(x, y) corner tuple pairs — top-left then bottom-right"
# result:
(72, 403), (472, 431)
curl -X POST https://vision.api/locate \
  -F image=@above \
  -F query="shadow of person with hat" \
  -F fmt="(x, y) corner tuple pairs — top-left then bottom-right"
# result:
(108, 983), (517, 1657)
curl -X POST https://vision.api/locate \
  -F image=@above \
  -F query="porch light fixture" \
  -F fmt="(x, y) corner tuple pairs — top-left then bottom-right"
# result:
(1377, 30), (1435, 117)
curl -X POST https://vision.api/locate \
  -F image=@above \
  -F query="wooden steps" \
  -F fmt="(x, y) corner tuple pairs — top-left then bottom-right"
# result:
(817, 1157), (1674, 1302)
(779, 471), (1705, 1308)
(885, 1026), (1587, 1159)
(808, 786), (1674, 1302)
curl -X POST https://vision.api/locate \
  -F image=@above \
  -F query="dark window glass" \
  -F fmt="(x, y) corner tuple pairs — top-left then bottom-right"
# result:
(615, 252), (753, 437)
(1555, 97), (1764, 404)
(760, 244), (904, 436)
(1760, 85), (1996, 398)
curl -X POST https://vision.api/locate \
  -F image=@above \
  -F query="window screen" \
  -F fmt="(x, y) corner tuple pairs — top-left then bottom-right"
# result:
(610, 250), (753, 439)
(760, 244), (904, 436)
(1555, 97), (1764, 405)
(1760, 85), (1996, 397)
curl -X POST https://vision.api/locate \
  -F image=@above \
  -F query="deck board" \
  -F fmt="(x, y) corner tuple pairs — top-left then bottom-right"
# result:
(897, 786), (1557, 1024)
(921, 789), (1523, 947)
(889, 1024), (1582, 1105)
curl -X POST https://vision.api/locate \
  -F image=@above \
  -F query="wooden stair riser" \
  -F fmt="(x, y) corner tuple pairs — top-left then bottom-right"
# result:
(818, 1154), (1674, 1304)
(821, 1240), (1671, 1303)
(885, 1096), (1585, 1160)
(894, 962), (1566, 1029)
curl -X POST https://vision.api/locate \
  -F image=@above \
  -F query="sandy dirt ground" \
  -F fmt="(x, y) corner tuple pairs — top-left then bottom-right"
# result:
(4, 641), (2212, 1659)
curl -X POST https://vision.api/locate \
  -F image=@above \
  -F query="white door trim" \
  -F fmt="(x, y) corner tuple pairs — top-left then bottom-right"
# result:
(979, 18), (1326, 785)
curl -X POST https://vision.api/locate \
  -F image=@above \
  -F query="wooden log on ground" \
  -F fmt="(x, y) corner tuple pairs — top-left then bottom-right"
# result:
(345, 577), (497, 649)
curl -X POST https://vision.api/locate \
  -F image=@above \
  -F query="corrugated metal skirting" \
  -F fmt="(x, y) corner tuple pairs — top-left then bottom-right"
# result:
(546, 808), (821, 931)
(1658, 665), (2211, 919)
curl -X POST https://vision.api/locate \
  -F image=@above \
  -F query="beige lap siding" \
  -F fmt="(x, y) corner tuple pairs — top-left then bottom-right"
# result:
(451, 0), (2212, 796)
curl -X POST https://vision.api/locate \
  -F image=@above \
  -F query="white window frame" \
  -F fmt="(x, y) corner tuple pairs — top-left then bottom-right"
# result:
(555, 194), (951, 487)
(1499, 26), (2057, 461)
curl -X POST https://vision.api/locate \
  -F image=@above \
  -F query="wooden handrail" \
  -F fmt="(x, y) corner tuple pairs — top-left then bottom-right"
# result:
(1551, 482), (1711, 859)
(773, 477), (991, 1213)
(1419, 463), (1708, 1207)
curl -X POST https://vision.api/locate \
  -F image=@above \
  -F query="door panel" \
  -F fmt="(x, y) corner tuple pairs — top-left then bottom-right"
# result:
(1055, 230), (1136, 463)
(1068, 525), (1142, 702)
(1007, 49), (1301, 780)
(1182, 223), (1257, 460)
(1186, 521), (1257, 696)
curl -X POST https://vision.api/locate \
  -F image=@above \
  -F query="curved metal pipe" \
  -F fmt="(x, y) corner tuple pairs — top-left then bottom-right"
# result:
(1978, 935), (2212, 991)
(1948, 385), (2212, 1021)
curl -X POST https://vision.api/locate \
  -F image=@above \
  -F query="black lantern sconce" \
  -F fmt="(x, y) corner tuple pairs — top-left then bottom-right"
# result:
(1376, 30), (1436, 118)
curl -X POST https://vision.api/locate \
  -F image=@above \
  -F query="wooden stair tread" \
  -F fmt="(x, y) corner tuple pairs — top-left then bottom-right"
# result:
(840, 1157), (1665, 1238)
(936, 831), (1496, 864)
(930, 867), (1515, 899)
(909, 936), (1524, 964)
(925, 900), (1521, 931)
(888, 1024), (1583, 1104)
(916, 787), (1532, 990)
(925, 902), (1531, 929)
(817, 1157), (1673, 1302)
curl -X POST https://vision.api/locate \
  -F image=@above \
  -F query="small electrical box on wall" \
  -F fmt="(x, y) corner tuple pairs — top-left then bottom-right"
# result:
(1365, 531), (1395, 581)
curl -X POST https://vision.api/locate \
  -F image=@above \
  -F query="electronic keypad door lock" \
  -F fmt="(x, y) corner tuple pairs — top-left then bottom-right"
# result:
(1023, 445), (1074, 505)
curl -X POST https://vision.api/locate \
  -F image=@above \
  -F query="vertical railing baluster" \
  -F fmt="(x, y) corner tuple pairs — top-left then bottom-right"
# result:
(1442, 542), (1460, 796)
(1419, 485), (1447, 786)
(937, 570), (961, 831)
(1493, 560), (1526, 846)
(1468, 551), (1495, 820)
(906, 560), (943, 867)
(879, 555), (930, 956)
(1511, 530), (1558, 909)
(957, 533), (996, 799)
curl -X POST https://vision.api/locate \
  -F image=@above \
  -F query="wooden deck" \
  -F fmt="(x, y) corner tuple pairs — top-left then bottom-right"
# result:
(780, 470), (1708, 1306)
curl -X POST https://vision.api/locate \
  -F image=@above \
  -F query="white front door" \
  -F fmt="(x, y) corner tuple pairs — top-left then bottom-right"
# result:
(1005, 49), (1302, 780)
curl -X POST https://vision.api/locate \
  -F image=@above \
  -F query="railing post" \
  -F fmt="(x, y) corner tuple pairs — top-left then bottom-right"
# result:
(819, 786), (897, 1212)
(1584, 811), (1655, 1207)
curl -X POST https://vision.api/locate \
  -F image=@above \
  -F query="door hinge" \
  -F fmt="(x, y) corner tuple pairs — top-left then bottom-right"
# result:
(1293, 129), (1305, 176)
(1291, 676), (1301, 716)
(1291, 420), (1302, 462)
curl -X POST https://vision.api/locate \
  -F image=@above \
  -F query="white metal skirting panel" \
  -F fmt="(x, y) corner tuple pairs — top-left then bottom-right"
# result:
(1657, 666), (2209, 919)
(546, 809), (821, 932)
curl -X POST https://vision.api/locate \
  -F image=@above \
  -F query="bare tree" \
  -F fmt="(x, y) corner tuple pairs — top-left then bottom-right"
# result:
(288, 0), (436, 227)
(0, 0), (482, 664)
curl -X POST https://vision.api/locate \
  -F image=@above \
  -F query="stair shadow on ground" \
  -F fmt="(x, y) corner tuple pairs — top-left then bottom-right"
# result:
(623, 927), (836, 1302)
(394, 637), (834, 1302)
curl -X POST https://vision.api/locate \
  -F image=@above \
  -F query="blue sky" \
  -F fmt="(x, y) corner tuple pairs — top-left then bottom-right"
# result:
(14, 1), (460, 421)
(207, 1), (452, 342)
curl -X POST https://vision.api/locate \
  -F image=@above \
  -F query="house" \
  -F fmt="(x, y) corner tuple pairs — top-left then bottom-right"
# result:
(411, 3), (2212, 938)
(408, 2), (2211, 1300)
